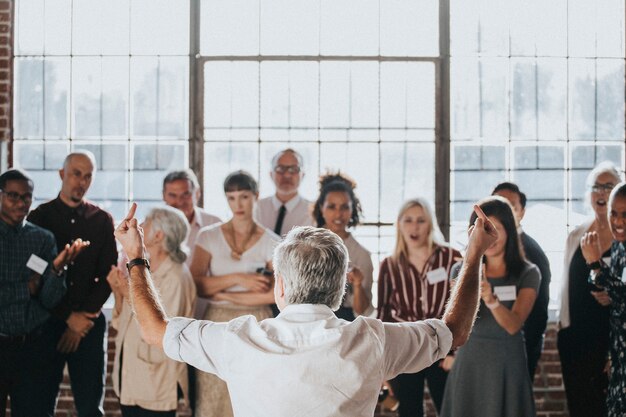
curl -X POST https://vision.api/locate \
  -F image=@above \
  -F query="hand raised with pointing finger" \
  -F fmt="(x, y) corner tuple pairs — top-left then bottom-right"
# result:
(114, 203), (145, 259)
(466, 205), (498, 259)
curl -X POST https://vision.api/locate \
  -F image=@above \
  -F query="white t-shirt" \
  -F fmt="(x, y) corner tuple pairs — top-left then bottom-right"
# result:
(194, 223), (280, 305)
(164, 304), (453, 417)
(343, 234), (374, 316)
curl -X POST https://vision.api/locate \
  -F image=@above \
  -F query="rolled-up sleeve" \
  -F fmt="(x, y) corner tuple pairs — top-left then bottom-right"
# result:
(382, 318), (453, 380)
(163, 317), (229, 378)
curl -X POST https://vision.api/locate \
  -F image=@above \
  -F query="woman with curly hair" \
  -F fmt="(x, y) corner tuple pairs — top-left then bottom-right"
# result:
(312, 172), (373, 320)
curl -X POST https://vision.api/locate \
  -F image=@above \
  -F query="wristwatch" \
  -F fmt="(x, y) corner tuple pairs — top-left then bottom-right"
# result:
(126, 258), (150, 273)
(586, 260), (603, 270)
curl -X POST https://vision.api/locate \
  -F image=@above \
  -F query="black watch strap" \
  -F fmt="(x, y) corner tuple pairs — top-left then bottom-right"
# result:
(126, 258), (150, 273)
(587, 260), (602, 270)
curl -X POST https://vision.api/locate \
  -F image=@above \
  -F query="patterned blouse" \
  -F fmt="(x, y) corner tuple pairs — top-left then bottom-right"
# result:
(592, 241), (626, 417)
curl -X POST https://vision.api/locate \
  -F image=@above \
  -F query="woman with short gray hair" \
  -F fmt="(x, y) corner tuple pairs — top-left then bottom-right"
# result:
(107, 206), (196, 417)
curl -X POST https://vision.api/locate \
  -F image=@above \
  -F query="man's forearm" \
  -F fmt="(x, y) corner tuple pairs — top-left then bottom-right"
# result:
(129, 265), (168, 347)
(443, 256), (481, 348)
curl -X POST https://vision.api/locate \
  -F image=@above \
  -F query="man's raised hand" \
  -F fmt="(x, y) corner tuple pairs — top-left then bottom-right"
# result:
(114, 203), (144, 259)
(466, 204), (498, 260)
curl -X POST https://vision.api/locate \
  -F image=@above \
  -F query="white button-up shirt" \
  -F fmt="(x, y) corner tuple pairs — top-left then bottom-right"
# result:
(254, 194), (314, 236)
(163, 304), (452, 417)
(186, 207), (221, 264)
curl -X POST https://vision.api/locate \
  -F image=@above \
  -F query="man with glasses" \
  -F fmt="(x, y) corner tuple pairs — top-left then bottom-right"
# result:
(27, 151), (117, 417)
(492, 182), (551, 380)
(255, 149), (314, 237)
(1, 168), (86, 417)
(163, 170), (221, 264)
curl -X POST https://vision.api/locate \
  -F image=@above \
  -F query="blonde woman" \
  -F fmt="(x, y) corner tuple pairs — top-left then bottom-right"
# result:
(377, 198), (461, 417)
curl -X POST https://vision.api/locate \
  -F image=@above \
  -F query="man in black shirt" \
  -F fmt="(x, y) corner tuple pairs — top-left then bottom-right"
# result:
(492, 182), (551, 379)
(28, 151), (117, 417)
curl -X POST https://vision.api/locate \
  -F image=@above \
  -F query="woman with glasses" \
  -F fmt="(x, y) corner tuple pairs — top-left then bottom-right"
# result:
(377, 198), (461, 417)
(312, 172), (373, 320)
(557, 162), (620, 417)
(189, 170), (280, 417)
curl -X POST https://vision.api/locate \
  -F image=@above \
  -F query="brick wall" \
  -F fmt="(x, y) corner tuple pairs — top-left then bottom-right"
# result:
(0, 0), (12, 154)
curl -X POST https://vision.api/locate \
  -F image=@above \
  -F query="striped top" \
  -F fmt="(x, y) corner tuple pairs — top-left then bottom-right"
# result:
(377, 245), (462, 323)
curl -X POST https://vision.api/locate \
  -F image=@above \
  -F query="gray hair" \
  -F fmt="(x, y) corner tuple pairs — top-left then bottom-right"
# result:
(273, 226), (348, 310)
(163, 169), (200, 191)
(63, 150), (97, 171)
(145, 206), (190, 264)
(271, 148), (304, 170)
(586, 161), (621, 188)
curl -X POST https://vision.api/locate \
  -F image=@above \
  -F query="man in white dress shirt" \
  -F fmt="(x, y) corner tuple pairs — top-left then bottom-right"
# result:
(114, 203), (496, 417)
(255, 149), (314, 236)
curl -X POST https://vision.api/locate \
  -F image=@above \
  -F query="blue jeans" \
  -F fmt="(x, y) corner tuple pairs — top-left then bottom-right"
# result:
(17, 313), (107, 417)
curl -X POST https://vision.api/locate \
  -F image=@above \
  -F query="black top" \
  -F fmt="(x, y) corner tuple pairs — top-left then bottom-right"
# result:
(28, 196), (117, 320)
(565, 245), (610, 354)
(521, 232), (551, 346)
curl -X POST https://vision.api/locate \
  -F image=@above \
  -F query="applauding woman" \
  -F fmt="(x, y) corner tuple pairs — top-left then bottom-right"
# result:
(189, 170), (279, 417)
(108, 206), (196, 417)
(441, 197), (540, 417)
(377, 198), (461, 417)
(313, 173), (373, 320)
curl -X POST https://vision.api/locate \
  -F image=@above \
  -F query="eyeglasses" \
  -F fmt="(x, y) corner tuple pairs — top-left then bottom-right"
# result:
(0, 190), (33, 204)
(590, 183), (616, 194)
(274, 165), (301, 175)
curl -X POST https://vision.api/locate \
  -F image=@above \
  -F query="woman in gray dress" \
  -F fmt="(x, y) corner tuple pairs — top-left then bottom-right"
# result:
(441, 197), (540, 417)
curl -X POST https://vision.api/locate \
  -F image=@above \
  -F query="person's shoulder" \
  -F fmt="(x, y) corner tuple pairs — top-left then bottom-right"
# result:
(258, 226), (281, 243)
(567, 219), (594, 239)
(196, 208), (221, 225)
(23, 220), (55, 241)
(82, 200), (114, 222)
(435, 244), (462, 260)
(256, 196), (273, 208)
(345, 234), (371, 256)
(197, 222), (225, 240)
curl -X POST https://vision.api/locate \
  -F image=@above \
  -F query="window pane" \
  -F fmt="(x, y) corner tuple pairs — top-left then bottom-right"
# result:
(14, 58), (44, 139)
(568, 0), (597, 57)
(380, 62), (434, 129)
(130, 0), (189, 55)
(72, 58), (102, 138)
(15, 0), (44, 55)
(13, 141), (44, 170)
(380, 0), (438, 56)
(44, 58), (70, 139)
(319, 62), (378, 133)
(537, 58), (567, 140)
(510, 58), (537, 140)
(200, 0), (259, 56)
(157, 57), (189, 139)
(568, 59), (595, 140)
(320, 0), (378, 56)
(596, 0), (625, 57)
(102, 58), (130, 138)
(44, 0), (71, 55)
(451, 58), (479, 139)
(597, 59), (625, 140)
(260, 0), (319, 55)
(260, 62), (318, 133)
(73, 0), (130, 55)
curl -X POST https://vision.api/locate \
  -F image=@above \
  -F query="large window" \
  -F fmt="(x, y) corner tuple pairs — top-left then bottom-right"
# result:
(12, 0), (625, 308)
(13, 0), (190, 220)
(449, 0), (625, 306)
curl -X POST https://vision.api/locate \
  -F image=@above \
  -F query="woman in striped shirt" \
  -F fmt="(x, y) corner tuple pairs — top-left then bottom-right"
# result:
(377, 198), (461, 417)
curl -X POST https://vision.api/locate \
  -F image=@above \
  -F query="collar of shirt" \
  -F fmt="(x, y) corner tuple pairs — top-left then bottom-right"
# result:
(53, 195), (87, 217)
(271, 194), (301, 212)
(275, 303), (336, 321)
(153, 256), (176, 282)
(0, 217), (26, 236)
(191, 207), (204, 229)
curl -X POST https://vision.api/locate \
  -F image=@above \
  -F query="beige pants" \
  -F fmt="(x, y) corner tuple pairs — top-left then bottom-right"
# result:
(195, 304), (272, 417)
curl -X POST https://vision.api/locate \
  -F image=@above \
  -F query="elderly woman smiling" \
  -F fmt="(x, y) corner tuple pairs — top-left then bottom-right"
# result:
(107, 206), (196, 417)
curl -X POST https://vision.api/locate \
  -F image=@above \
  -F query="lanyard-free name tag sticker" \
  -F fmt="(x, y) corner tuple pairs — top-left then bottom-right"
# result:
(26, 254), (48, 275)
(494, 285), (517, 301)
(426, 267), (448, 284)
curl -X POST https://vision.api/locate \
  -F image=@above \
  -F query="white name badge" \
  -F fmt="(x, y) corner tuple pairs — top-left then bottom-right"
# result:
(602, 256), (611, 265)
(426, 267), (448, 284)
(494, 285), (517, 301)
(26, 254), (48, 275)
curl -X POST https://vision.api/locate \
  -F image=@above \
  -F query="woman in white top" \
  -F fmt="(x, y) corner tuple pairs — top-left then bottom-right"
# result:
(107, 206), (196, 417)
(190, 170), (280, 417)
(312, 172), (374, 320)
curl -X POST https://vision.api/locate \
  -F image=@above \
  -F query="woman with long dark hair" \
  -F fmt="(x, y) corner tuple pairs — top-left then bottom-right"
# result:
(441, 197), (539, 417)
(312, 172), (373, 320)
